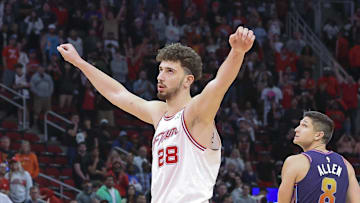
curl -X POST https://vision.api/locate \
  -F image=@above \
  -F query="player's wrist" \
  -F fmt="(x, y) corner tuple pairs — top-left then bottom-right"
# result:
(230, 48), (246, 56)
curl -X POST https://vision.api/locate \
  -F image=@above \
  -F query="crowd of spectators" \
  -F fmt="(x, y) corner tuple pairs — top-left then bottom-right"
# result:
(0, 0), (359, 202)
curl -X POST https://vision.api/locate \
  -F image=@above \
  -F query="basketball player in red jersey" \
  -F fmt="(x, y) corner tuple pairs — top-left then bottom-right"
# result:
(57, 26), (255, 202)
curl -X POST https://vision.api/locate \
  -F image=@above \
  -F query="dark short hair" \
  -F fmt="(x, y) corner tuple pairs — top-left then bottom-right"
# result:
(156, 43), (203, 81)
(104, 175), (114, 182)
(303, 111), (334, 144)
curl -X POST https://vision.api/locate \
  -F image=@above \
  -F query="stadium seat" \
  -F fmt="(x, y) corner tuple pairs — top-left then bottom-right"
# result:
(44, 167), (60, 178)
(1, 121), (17, 129)
(38, 156), (52, 167)
(60, 168), (73, 179)
(51, 156), (68, 167)
(32, 143), (47, 154)
(10, 142), (20, 151)
(23, 133), (40, 143)
(46, 145), (64, 155)
(64, 179), (75, 187)
(34, 176), (49, 186)
(5, 132), (22, 141)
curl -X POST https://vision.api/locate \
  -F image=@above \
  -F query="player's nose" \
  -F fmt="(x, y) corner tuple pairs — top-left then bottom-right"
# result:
(157, 71), (165, 81)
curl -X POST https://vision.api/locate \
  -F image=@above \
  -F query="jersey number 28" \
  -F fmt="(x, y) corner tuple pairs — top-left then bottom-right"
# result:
(319, 177), (337, 203)
(158, 146), (178, 167)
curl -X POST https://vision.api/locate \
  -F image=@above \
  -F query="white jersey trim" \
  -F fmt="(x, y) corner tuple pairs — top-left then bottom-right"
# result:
(181, 109), (206, 151)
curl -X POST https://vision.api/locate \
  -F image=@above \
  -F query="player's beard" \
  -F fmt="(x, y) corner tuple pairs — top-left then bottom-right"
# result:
(157, 79), (183, 101)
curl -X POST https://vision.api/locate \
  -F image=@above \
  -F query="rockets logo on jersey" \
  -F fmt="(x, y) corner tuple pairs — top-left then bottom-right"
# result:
(153, 127), (178, 146)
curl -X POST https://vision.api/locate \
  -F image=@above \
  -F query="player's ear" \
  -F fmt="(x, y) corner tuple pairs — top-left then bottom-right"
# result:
(184, 74), (194, 88)
(314, 131), (325, 141)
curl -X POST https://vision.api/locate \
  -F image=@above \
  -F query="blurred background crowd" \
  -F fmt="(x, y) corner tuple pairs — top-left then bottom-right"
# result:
(0, 0), (360, 202)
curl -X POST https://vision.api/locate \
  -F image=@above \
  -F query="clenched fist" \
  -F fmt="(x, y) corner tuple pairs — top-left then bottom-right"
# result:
(57, 44), (82, 65)
(229, 26), (255, 53)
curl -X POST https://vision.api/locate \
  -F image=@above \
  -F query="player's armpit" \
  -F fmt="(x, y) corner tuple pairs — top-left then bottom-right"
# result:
(344, 159), (360, 203)
(278, 155), (304, 203)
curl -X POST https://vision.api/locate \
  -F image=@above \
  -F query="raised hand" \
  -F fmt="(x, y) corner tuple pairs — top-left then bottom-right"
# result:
(57, 44), (82, 65)
(229, 26), (255, 53)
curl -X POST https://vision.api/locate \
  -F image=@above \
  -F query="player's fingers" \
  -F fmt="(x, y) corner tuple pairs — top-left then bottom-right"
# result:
(247, 30), (254, 39)
(236, 26), (244, 37)
(242, 28), (249, 40)
(246, 31), (254, 43)
(251, 35), (256, 42)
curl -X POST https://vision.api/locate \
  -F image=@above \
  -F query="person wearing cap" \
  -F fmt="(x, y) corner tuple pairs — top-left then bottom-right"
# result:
(42, 24), (59, 63)
(5, 157), (33, 203)
(2, 33), (19, 87)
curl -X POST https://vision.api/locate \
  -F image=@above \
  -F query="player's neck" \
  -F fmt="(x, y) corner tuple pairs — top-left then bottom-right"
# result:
(303, 143), (328, 153)
(165, 91), (191, 115)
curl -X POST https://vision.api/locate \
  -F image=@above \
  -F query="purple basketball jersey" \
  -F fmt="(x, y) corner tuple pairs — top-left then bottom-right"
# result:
(294, 150), (349, 203)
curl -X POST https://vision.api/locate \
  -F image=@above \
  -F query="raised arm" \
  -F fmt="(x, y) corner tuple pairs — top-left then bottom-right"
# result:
(186, 27), (255, 124)
(57, 44), (165, 126)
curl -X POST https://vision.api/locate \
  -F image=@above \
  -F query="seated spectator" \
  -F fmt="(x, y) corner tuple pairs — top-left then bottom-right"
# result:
(127, 163), (142, 193)
(0, 163), (9, 195)
(225, 149), (245, 174)
(136, 161), (151, 194)
(231, 175), (243, 203)
(212, 183), (228, 203)
(25, 185), (46, 203)
(14, 141), (39, 179)
(237, 184), (257, 203)
(96, 175), (122, 203)
(0, 136), (13, 163)
(133, 146), (148, 174)
(5, 157), (33, 203)
(242, 162), (257, 187)
(124, 184), (137, 203)
(76, 181), (99, 203)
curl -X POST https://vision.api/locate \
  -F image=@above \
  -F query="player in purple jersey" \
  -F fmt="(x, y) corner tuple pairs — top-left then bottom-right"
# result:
(278, 111), (360, 203)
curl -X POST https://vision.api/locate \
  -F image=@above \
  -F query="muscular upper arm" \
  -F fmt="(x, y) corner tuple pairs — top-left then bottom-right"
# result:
(186, 79), (226, 125)
(278, 155), (308, 203)
(113, 90), (166, 127)
(344, 159), (360, 203)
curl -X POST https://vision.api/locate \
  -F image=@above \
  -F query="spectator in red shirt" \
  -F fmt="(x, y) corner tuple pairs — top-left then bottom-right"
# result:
(334, 66), (359, 134)
(348, 39), (360, 80)
(50, 2), (68, 28)
(317, 67), (339, 98)
(326, 100), (346, 132)
(107, 160), (129, 197)
(2, 34), (19, 87)
(335, 30), (349, 68)
(275, 46), (298, 73)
